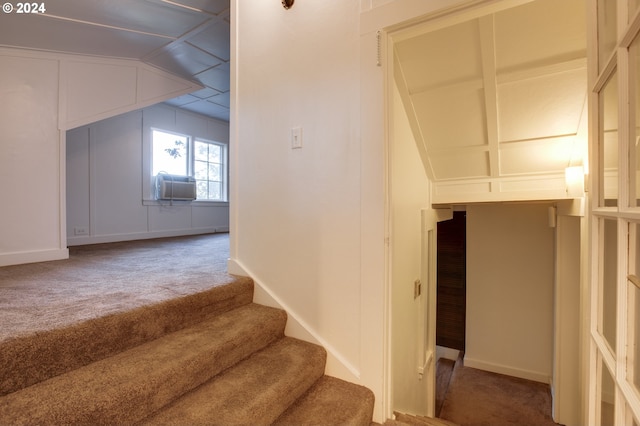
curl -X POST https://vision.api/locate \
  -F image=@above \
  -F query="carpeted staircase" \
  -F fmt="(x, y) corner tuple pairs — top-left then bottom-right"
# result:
(0, 277), (374, 425)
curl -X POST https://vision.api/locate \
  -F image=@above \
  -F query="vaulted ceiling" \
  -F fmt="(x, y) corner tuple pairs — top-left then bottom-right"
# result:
(0, 0), (230, 121)
(1, 0), (588, 189)
(394, 0), (587, 189)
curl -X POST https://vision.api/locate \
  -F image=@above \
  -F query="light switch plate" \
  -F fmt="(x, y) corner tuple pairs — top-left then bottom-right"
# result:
(291, 127), (302, 149)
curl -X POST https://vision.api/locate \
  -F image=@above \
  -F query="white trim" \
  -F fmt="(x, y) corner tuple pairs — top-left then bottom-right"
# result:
(67, 228), (225, 246)
(587, 0), (640, 422)
(552, 214), (582, 425)
(432, 173), (576, 204)
(0, 248), (69, 267)
(436, 345), (460, 362)
(226, 257), (361, 383)
(464, 356), (552, 384)
(226, 258), (248, 277)
(58, 130), (67, 254)
(142, 199), (230, 207)
(228, 0), (239, 268)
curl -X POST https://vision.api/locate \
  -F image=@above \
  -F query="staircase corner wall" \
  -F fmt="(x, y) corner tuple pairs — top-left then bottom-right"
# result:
(231, 259), (361, 385)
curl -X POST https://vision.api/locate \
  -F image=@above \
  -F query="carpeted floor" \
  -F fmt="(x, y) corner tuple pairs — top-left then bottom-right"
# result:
(0, 233), (377, 425)
(437, 355), (560, 426)
(436, 357), (455, 417)
(0, 233), (233, 341)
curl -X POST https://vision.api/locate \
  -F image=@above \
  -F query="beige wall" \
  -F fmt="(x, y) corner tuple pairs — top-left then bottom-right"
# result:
(466, 203), (555, 382)
(553, 212), (581, 425)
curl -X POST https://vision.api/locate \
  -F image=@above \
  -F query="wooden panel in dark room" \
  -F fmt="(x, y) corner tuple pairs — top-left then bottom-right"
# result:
(436, 211), (466, 351)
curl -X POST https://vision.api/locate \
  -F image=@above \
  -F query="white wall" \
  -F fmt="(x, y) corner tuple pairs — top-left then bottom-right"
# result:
(0, 52), (66, 266)
(390, 84), (433, 416)
(232, 0), (362, 376)
(67, 104), (230, 245)
(0, 47), (200, 266)
(466, 203), (555, 383)
(231, 0), (470, 421)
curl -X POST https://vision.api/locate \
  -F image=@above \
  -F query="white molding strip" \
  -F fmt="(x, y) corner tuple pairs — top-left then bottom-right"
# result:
(436, 345), (460, 362)
(0, 248), (69, 267)
(464, 356), (551, 384)
(433, 174), (571, 205)
(226, 257), (361, 384)
(67, 228), (225, 246)
(226, 258), (248, 277)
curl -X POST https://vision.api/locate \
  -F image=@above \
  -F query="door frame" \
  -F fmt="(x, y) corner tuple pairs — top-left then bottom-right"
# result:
(587, 0), (640, 424)
(380, 0), (585, 422)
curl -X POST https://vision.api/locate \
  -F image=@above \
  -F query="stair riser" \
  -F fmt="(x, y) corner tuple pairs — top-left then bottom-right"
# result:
(274, 376), (376, 426)
(141, 337), (327, 425)
(0, 304), (286, 425)
(0, 274), (376, 426)
(0, 279), (253, 396)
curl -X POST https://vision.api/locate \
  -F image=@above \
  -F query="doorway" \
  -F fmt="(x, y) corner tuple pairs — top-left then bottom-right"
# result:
(436, 211), (466, 352)
(383, 0), (586, 422)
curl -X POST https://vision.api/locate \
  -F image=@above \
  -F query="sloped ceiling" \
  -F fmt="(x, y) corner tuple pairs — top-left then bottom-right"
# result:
(0, 0), (230, 121)
(394, 0), (587, 185)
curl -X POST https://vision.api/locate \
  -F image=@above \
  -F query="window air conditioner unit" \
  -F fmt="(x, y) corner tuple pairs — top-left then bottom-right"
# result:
(155, 174), (197, 201)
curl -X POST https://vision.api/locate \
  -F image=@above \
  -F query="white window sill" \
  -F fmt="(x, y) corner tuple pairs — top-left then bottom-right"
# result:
(142, 199), (229, 207)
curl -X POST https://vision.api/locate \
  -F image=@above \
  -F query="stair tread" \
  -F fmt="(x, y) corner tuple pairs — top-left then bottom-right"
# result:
(1, 277), (254, 396)
(274, 375), (375, 426)
(142, 337), (327, 425)
(0, 303), (286, 425)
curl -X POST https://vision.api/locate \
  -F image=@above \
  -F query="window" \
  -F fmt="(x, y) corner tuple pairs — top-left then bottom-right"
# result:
(152, 130), (189, 176)
(590, 0), (640, 423)
(151, 129), (227, 202)
(194, 139), (227, 201)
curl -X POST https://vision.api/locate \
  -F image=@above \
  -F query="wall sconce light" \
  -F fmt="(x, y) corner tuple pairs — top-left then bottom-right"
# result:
(565, 165), (585, 197)
(282, 0), (294, 9)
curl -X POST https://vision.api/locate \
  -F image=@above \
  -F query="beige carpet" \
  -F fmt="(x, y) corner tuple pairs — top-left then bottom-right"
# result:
(0, 233), (234, 341)
(0, 233), (376, 424)
(438, 356), (560, 426)
(390, 355), (560, 426)
(436, 357), (455, 417)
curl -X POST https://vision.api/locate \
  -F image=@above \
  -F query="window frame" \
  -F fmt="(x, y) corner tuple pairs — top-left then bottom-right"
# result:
(193, 138), (228, 202)
(589, 1), (640, 424)
(145, 127), (229, 205)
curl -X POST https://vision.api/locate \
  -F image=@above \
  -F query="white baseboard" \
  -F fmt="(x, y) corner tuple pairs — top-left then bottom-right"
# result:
(0, 248), (69, 267)
(67, 227), (225, 246)
(463, 356), (551, 384)
(226, 258), (248, 277)
(227, 257), (360, 384)
(436, 346), (460, 362)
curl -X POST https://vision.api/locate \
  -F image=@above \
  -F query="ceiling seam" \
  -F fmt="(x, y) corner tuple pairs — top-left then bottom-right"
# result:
(478, 15), (500, 182)
(36, 13), (176, 40)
